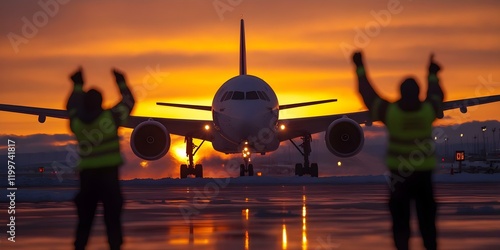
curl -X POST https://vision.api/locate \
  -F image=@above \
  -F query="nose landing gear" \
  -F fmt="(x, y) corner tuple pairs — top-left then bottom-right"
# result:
(239, 145), (254, 176)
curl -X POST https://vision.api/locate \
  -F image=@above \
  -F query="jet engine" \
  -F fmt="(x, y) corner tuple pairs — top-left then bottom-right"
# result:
(130, 120), (171, 160)
(325, 117), (364, 158)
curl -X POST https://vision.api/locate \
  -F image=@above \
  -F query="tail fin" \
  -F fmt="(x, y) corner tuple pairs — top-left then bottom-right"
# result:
(239, 19), (247, 75)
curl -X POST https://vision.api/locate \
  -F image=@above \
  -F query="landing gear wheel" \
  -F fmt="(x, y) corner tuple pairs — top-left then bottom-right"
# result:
(195, 164), (203, 178)
(295, 163), (303, 176)
(180, 164), (188, 179)
(310, 163), (319, 177)
(240, 164), (245, 176)
(248, 164), (254, 176)
(290, 135), (320, 177)
(179, 137), (206, 179)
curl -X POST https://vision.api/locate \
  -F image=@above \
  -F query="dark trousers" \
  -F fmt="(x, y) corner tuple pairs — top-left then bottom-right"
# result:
(389, 170), (437, 250)
(74, 166), (123, 250)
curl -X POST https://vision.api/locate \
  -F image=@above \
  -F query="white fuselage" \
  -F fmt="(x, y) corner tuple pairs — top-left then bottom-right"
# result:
(211, 75), (280, 154)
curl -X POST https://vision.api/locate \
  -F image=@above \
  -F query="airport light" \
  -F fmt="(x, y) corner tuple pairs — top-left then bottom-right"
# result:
(337, 161), (342, 167)
(280, 124), (286, 130)
(204, 124), (210, 131)
(434, 136), (439, 156)
(481, 126), (487, 157)
(243, 208), (249, 220)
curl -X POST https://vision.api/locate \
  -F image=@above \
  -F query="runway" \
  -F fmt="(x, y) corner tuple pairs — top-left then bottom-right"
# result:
(1, 181), (499, 250)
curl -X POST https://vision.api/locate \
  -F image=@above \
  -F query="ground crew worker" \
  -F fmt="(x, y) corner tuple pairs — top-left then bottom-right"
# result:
(353, 51), (443, 250)
(66, 67), (135, 250)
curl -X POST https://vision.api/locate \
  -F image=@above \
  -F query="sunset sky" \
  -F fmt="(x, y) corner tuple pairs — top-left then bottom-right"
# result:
(1, 0), (500, 177)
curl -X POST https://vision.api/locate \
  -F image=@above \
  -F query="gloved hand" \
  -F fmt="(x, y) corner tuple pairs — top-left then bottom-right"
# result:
(352, 51), (364, 67)
(429, 54), (441, 74)
(70, 67), (84, 85)
(113, 68), (126, 83)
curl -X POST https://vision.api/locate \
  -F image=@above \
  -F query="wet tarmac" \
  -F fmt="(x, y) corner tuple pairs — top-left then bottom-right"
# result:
(1, 181), (499, 250)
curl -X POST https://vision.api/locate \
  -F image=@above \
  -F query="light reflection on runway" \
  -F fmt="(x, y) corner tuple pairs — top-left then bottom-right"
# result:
(302, 194), (307, 250)
(2, 182), (500, 250)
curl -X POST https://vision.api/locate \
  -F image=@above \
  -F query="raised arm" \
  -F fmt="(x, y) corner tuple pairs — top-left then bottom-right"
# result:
(353, 51), (389, 122)
(66, 68), (85, 119)
(111, 69), (135, 126)
(425, 54), (444, 118)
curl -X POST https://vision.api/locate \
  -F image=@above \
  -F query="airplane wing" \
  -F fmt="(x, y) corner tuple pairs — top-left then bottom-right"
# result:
(279, 99), (337, 110)
(156, 102), (212, 111)
(1, 94), (499, 143)
(277, 94), (500, 141)
(0, 104), (213, 141)
(441, 95), (500, 111)
(155, 99), (337, 111)
(0, 104), (68, 120)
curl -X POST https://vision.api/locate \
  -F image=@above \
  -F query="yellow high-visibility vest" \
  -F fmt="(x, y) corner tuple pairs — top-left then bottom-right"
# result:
(71, 110), (123, 170)
(385, 102), (436, 171)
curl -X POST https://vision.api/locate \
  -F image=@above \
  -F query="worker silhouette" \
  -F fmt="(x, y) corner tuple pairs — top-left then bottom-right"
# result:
(353, 51), (443, 250)
(67, 67), (135, 250)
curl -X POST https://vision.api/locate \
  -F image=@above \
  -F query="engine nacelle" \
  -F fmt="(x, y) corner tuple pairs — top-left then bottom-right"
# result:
(130, 120), (171, 160)
(325, 117), (364, 158)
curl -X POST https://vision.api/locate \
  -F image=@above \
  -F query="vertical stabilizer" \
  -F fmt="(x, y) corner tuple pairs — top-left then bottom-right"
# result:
(239, 19), (247, 75)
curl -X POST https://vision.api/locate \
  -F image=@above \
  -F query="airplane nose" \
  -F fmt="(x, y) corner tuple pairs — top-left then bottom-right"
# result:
(237, 117), (255, 133)
(235, 112), (265, 135)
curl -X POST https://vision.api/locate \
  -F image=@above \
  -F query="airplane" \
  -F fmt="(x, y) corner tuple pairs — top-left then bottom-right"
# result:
(1, 19), (500, 178)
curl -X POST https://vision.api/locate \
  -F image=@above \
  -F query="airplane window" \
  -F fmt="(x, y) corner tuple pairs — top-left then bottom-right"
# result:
(246, 91), (259, 100)
(220, 92), (228, 102)
(224, 91), (233, 101)
(232, 91), (244, 100)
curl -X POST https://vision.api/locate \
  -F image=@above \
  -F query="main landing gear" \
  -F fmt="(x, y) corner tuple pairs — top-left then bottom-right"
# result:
(239, 144), (254, 177)
(290, 134), (319, 177)
(180, 137), (205, 179)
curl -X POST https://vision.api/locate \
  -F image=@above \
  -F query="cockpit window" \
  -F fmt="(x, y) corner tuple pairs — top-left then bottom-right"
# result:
(220, 92), (228, 102)
(232, 91), (244, 100)
(258, 91), (270, 101)
(257, 91), (265, 100)
(221, 90), (271, 101)
(246, 91), (259, 100)
(223, 91), (233, 101)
